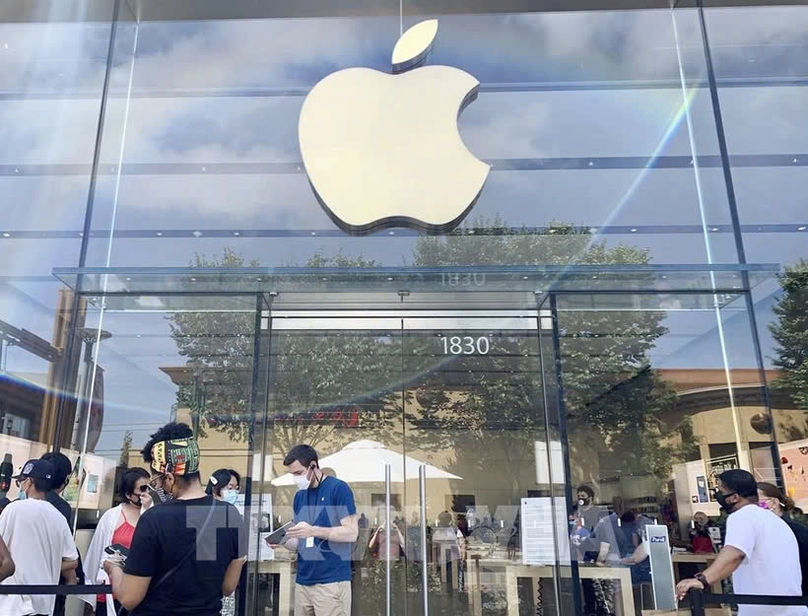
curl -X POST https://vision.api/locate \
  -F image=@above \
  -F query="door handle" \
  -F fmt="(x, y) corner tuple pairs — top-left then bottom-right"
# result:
(419, 464), (429, 616)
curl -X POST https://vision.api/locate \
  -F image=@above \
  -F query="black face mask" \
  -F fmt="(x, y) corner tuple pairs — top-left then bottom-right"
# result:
(715, 491), (736, 513)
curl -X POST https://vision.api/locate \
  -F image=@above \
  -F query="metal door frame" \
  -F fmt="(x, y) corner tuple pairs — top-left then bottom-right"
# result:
(261, 307), (570, 616)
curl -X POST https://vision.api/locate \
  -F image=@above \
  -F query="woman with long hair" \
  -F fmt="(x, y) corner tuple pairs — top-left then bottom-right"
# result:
(82, 467), (152, 616)
(758, 482), (808, 595)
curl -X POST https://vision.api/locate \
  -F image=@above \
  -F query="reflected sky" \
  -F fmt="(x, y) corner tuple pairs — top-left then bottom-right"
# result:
(0, 6), (806, 458)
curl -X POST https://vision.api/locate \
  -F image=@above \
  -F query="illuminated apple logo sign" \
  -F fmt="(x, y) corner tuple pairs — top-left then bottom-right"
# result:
(298, 20), (490, 234)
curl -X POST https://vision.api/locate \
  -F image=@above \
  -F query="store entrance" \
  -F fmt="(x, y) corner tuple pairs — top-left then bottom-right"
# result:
(256, 311), (574, 616)
(54, 264), (779, 616)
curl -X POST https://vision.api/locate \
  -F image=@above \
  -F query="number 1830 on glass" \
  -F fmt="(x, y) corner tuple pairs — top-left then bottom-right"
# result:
(441, 335), (491, 356)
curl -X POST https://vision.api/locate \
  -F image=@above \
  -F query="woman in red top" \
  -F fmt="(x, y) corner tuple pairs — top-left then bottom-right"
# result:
(82, 467), (151, 616)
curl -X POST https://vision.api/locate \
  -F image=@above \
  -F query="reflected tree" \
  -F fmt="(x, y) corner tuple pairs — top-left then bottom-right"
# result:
(770, 259), (808, 410)
(169, 249), (257, 442)
(168, 249), (403, 463)
(168, 223), (693, 497)
(410, 219), (686, 496)
(119, 430), (133, 467)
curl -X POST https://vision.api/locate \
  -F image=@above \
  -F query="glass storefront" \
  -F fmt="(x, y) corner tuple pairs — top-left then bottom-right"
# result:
(1, 0), (806, 615)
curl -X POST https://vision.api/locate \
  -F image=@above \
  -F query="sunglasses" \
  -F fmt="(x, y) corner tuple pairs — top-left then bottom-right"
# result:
(135, 485), (149, 493)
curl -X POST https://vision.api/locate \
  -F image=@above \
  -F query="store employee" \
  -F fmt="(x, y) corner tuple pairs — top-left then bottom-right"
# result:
(273, 445), (358, 616)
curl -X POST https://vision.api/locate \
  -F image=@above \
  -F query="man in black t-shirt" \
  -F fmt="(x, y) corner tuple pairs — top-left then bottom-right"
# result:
(104, 423), (247, 615)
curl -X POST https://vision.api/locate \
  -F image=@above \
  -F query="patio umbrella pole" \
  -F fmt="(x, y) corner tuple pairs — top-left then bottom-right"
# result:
(419, 464), (429, 616)
(386, 463), (391, 616)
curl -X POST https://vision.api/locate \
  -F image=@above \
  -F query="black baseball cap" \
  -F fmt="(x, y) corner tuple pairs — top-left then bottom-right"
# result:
(12, 459), (54, 481)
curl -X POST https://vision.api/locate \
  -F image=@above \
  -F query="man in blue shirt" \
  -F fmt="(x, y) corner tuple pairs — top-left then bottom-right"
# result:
(275, 445), (358, 616)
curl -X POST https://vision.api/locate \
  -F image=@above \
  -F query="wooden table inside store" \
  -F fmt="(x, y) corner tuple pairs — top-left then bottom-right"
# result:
(671, 552), (721, 594)
(467, 557), (635, 616)
(432, 536), (462, 589)
(258, 559), (295, 616)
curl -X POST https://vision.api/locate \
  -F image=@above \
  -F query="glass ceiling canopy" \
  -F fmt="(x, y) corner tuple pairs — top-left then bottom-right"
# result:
(53, 263), (778, 311)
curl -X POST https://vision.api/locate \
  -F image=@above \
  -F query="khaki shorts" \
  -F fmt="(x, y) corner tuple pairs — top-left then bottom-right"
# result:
(295, 581), (352, 616)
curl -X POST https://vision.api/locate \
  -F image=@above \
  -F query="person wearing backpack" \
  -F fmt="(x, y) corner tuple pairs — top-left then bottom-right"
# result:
(104, 422), (247, 615)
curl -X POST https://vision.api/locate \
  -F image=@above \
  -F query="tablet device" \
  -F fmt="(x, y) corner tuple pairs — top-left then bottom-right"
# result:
(265, 521), (294, 546)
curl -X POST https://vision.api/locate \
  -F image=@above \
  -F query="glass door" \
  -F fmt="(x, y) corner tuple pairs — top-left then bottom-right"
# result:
(401, 315), (562, 616)
(262, 315), (406, 616)
(260, 312), (560, 616)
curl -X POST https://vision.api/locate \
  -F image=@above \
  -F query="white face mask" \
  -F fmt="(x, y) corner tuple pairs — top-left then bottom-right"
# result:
(221, 489), (239, 505)
(293, 469), (312, 491)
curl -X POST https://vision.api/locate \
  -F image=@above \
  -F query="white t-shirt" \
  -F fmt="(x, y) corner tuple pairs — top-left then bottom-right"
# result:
(724, 504), (808, 616)
(0, 498), (79, 616)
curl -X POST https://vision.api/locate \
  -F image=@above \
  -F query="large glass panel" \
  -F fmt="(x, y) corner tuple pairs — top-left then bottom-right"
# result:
(81, 8), (739, 275)
(0, 0), (115, 505)
(401, 316), (563, 616)
(705, 5), (808, 517)
(71, 292), (264, 614)
(263, 314), (560, 616)
(264, 316), (405, 616)
(553, 291), (776, 612)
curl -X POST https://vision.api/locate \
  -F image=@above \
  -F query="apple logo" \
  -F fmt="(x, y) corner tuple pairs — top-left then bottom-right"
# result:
(298, 19), (490, 234)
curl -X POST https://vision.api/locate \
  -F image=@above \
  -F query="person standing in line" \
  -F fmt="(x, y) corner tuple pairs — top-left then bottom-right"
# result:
(206, 468), (241, 506)
(676, 469), (808, 615)
(103, 422), (247, 615)
(272, 444), (358, 616)
(39, 451), (86, 616)
(39, 452), (75, 524)
(0, 536), (13, 582)
(82, 467), (151, 616)
(206, 468), (242, 616)
(0, 459), (79, 616)
(758, 482), (808, 597)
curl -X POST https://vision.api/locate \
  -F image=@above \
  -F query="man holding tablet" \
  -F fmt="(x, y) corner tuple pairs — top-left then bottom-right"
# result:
(272, 445), (358, 616)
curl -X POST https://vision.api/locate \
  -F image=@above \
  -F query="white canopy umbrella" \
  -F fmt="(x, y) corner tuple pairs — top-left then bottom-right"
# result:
(271, 439), (462, 486)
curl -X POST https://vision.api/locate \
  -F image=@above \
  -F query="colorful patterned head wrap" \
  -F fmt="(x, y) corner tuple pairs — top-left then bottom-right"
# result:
(150, 438), (200, 476)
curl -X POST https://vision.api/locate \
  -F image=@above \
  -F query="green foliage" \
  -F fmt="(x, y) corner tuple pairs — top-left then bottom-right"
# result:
(119, 430), (133, 467)
(411, 217), (651, 267)
(268, 324), (405, 455)
(770, 260), (808, 410)
(168, 223), (694, 493)
(169, 249), (259, 442)
(411, 220), (687, 488)
(169, 248), (398, 455)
